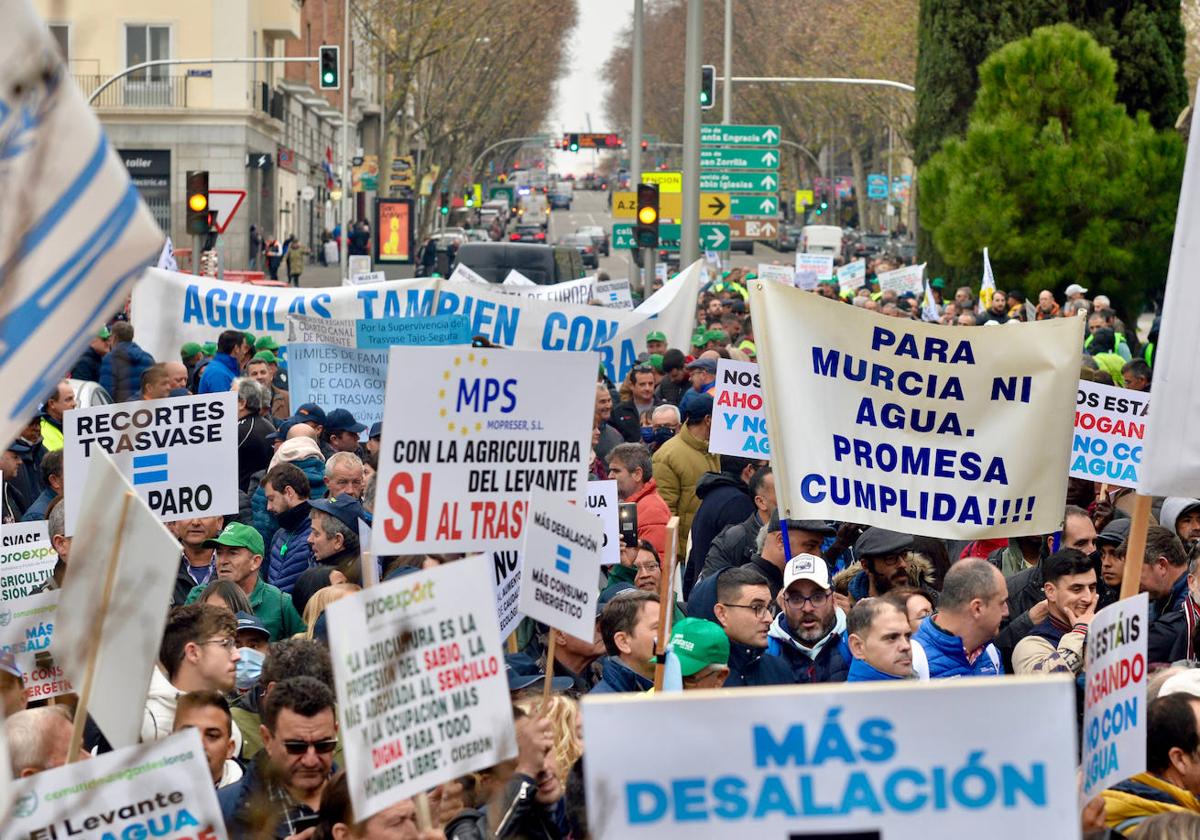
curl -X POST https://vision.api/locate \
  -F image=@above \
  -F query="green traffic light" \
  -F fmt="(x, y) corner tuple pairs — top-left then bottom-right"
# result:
(440, 206), (449, 215)
(323, 71), (335, 84)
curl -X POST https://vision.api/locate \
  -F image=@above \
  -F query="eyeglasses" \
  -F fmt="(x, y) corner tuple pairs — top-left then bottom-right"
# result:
(782, 592), (829, 609)
(282, 739), (338, 756)
(634, 561), (660, 575)
(721, 603), (772, 620)
(200, 638), (237, 652)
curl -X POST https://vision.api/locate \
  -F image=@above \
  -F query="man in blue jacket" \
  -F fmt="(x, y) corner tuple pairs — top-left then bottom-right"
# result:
(199, 330), (246, 394)
(689, 565), (792, 687)
(263, 463), (314, 594)
(913, 558), (1006, 678)
(591, 590), (659, 694)
(99, 321), (155, 402)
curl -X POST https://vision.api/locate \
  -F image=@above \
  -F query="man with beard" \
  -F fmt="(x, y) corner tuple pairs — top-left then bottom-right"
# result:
(766, 554), (850, 684)
(1012, 549), (1097, 676)
(1162, 498), (1200, 553)
(846, 528), (916, 600)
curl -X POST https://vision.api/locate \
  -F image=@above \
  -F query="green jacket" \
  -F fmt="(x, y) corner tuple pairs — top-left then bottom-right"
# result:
(186, 576), (306, 641)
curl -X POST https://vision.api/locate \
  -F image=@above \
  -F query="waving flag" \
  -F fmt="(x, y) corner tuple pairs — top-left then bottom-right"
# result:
(977, 246), (996, 313)
(323, 146), (336, 189)
(921, 277), (940, 322)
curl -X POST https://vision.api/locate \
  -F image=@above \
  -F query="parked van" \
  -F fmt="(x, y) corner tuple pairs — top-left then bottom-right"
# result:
(801, 225), (843, 256)
(455, 242), (585, 284)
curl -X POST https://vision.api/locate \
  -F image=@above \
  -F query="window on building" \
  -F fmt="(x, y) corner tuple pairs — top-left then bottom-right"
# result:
(125, 24), (170, 82)
(48, 25), (69, 62)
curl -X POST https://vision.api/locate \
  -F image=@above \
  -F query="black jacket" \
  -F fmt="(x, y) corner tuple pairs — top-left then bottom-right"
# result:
(173, 553), (215, 607)
(724, 641), (795, 688)
(71, 346), (104, 383)
(612, 397), (662, 443)
(683, 472), (755, 597)
(237, 415), (275, 493)
(655, 376), (687, 407)
(701, 511), (764, 584)
(493, 775), (565, 839)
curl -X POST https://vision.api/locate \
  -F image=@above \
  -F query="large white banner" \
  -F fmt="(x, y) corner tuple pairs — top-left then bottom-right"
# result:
(0, 729), (227, 840)
(62, 392), (238, 535)
(1083, 593), (1147, 799)
(372, 347), (595, 554)
(0, 3), (162, 452)
(1072, 381), (1151, 490)
(750, 283), (1082, 538)
(130, 261), (703, 383)
(326, 557), (515, 821)
(583, 677), (1079, 839)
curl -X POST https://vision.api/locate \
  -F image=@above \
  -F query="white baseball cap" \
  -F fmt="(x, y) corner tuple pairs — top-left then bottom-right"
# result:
(1065, 283), (1088, 297)
(782, 553), (830, 591)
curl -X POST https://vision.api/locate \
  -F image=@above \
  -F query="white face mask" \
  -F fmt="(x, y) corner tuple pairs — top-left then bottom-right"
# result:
(235, 647), (264, 691)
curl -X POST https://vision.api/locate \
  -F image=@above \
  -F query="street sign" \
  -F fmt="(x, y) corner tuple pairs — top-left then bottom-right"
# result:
(727, 219), (779, 240)
(563, 132), (623, 149)
(472, 183), (482, 205)
(794, 189), (814, 210)
(612, 191), (730, 221)
(490, 185), (514, 206)
(699, 171), (779, 193)
(613, 223), (730, 252)
(208, 189), (245, 234)
(300, 186), (316, 202)
(642, 171), (682, 193)
(729, 194), (778, 218)
(700, 148), (779, 170)
(867, 173), (889, 200)
(701, 124), (780, 146)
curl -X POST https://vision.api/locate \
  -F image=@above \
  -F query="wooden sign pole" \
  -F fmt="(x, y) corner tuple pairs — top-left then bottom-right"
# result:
(654, 516), (680, 690)
(542, 632), (558, 706)
(1119, 494), (1154, 601)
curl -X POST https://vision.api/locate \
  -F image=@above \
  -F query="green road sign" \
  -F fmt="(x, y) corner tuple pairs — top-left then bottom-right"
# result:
(614, 223), (732, 252)
(490, 185), (514, 206)
(701, 124), (780, 147)
(700, 148), (780, 170)
(729, 194), (779, 218)
(699, 171), (780, 193)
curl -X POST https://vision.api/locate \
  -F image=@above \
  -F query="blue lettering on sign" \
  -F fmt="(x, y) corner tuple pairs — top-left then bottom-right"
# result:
(456, 378), (517, 413)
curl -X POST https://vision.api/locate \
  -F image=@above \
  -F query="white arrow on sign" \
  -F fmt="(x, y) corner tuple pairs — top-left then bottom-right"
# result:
(706, 227), (727, 249)
(760, 174), (778, 190)
(762, 151), (778, 166)
(759, 198), (777, 214)
(762, 127), (778, 143)
(208, 189), (246, 234)
(759, 222), (776, 237)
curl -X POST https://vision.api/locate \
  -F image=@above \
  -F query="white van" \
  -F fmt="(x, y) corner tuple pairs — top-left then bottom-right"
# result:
(801, 225), (843, 257)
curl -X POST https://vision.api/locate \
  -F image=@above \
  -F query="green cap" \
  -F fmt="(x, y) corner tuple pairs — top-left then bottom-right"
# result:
(202, 342), (216, 357)
(691, 332), (707, 348)
(661, 618), (729, 677)
(648, 353), (664, 372)
(242, 332), (256, 347)
(745, 272), (757, 280)
(931, 277), (945, 289)
(819, 277), (838, 287)
(97, 326), (112, 340)
(645, 330), (667, 344)
(203, 522), (264, 556)
(255, 335), (280, 352)
(253, 350), (278, 364)
(180, 342), (202, 360)
(706, 328), (728, 343)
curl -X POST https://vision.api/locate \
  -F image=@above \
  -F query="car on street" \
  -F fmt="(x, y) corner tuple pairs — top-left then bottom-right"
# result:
(776, 225), (801, 252)
(560, 233), (599, 269)
(510, 223), (547, 243)
(854, 232), (890, 259)
(576, 225), (610, 256)
(549, 181), (573, 210)
(455, 243), (585, 284)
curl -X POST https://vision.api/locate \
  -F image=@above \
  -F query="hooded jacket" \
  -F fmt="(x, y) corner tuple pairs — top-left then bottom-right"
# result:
(250, 446), (326, 566)
(683, 472), (755, 595)
(766, 608), (850, 684)
(651, 424), (720, 563)
(1102, 773), (1200, 835)
(141, 665), (179, 743)
(267, 501), (315, 594)
(1160, 497), (1200, 541)
(912, 615), (1002, 678)
(834, 555), (939, 605)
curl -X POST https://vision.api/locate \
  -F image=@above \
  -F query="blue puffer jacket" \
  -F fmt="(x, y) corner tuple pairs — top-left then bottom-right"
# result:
(250, 456), (327, 574)
(99, 340), (156, 402)
(198, 353), (240, 394)
(912, 615), (1002, 678)
(267, 501), (314, 594)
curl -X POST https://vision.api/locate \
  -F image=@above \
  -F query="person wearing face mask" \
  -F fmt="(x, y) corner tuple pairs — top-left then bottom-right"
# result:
(640, 403), (681, 453)
(611, 364), (663, 443)
(233, 612), (269, 693)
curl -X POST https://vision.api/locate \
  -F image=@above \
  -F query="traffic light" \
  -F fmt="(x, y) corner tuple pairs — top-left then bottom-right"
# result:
(439, 190), (449, 215)
(634, 182), (659, 248)
(463, 189), (475, 208)
(700, 65), (715, 110)
(319, 46), (340, 90)
(640, 140), (649, 152)
(186, 170), (209, 235)
(814, 194), (829, 216)
(568, 133), (580, 152)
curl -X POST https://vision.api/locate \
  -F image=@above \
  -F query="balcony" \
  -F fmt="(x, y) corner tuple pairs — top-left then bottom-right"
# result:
(74, 74), (187, 109)
(258, 0), (302, 38)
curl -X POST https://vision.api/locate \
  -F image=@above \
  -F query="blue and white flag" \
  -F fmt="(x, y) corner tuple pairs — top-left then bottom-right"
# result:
(0, 2), (162, 449)
(156, 236), (178, 272)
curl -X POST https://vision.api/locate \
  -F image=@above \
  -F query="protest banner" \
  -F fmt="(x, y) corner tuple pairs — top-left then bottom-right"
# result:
(586, 479), (620, 567)
(498, 275), (595, 305)
(838, 258), (867, 294)
(448, 262), (489, 285)
(286, 312), (357, 347)
(0, 589), (74, 702)
(595, 276), (634, 310)
(489, 550), (524, 639)
(710, 360), (769, 457)
(0, 729), (227, 840)
(0, 3), (163, 454)
(583, 677), (1078, 838)
(1083, 592), (1147, 799)
(326, 556), (516, 821)
(749, 284), (1082, 538)
(503, 269), (537, 286)
(755, 264), (795, 286)
(0, 521), (55, 599)
(796, 253), (834, 283)
(56, 453), (179, 751)
(355, 314), (472, 348)
(1072, 380), (1150, 489)
(288, 343), (389, 435)
(518, 490), (604, 642)
(878, 263), (926, 296)
(132, 261), (702, 383)
(62, 392), (238, 535)
(372, 347), (595, 554)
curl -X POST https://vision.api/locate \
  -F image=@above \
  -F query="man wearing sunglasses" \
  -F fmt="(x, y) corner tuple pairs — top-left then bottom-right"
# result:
(221, 675), (338, 836)
(766, 554), (850, 685)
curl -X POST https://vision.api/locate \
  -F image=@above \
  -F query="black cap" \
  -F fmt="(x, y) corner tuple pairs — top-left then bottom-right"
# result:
(768, 509), (836, 536)
(854, 527), (914, 557)
(325, 408), (366, 434)
(1096, 517), (1132, 547)
(505, 654), (575, 693)
(682, 393), (714, 424)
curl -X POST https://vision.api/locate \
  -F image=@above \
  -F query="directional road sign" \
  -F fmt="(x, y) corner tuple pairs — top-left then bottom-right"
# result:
(700, 148), (779, 170)
(611, 191), (730, 221)
(729, 194), (778, 218)
(614, 223), (731, 252)
(701, 124), (780, 146)
(699, 171), (780, 193)
(641, 171), (682, 192)
(727, 219), (779, 239)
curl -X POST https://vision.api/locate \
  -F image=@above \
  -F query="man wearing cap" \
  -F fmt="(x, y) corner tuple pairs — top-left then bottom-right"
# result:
(606, 443), (670, 558)
(1162, 498), (1200, 553)
(767, 553), (850, 684)
(700, 465), (777, 586)
(0, 650), (25, 717)
(199, 330), (248, 395)
(0, 442), (28, 522)
(612, 364), (663, 443)
(38, 380), (75, 453)
(646, 330), (667, 357)
(846, 527), (917, 601)
(652, 392), (719, 565)
(1065, 283), (1088, 304)
(592, 591), (660, 694)
(308, 493), (367, 580)
(247, 353), (289, 419)
(324, 408), (366, 454)
(1097, 517), (1131, 608)
(185, 522), (306, 642)
(256, 336), (289, 392)
(667, 617), (730, 690)
(845, 599), (916, 682)
(170, 516), (223, 606)
(263, 463), (315, 594)
(290, 403), (335, 459)
(678, 354), (717, 417)
(70, 326), (111, 383)
(655, 349), (690, 407)
(366, 422), (382, 462)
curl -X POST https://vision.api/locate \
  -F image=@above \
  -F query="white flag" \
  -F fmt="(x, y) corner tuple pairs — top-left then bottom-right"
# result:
(978, 246), (996, 313)
(156, 236), (178, 271)
(1139, 85), (1200, 496)
(0, 2), (162, 450)
(921, 278), (940, 322)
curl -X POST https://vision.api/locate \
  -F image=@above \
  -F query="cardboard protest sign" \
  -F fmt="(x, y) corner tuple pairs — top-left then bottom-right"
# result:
(749, 284), (1082, 538)
(288, 343), (389, 435)
(355, 314), (472, 348)
(0, 729), (227, 840)
(583, 677), (1078, 838)
(56, 453), (179, 748)
(755, 264), (794, 285)
(586, 479), (620, 567)
(595, 277), (634, 310)
(489, 550), (524, 639)
(0, 589), (74, 702)
(796, 253), (834, 283)
(0, 3), (162, 455)
(837, 258), (866, 294)
(711, 360), (769, 457)
(1083, 592), (1148, 798)
(373, 347), (595, 554)
(349, 270), (387, 285)
(1072, 381), (1150, 489)
(0, 521), (55, 599)
(877, 263), (925, 296)
(62, 392), (238, 534)
(326, 556), (516, 820)
(518, 490), (604, 640)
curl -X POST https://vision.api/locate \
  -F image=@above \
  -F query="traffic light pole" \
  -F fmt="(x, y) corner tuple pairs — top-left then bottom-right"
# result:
(722, 0), (733, 124)
(630, 0), (645, 294)
(680, 0), (703, 266)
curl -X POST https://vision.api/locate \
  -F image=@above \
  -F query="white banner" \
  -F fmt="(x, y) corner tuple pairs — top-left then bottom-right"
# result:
(0, 3), (163, 453)
(326, 557), (516, 821)
(62, 392), (239, 535)
(518, 490), (604, 640)
(586, 479), (620, 567)
(878, 263), (926, 296)
(1072, 381), (1150, 490)
(749, 283), (1082, 539)
(710, 360), (769, 457)
(0, 729), (227, 840)
(0, 521), (55, 599)
(755, 264), (794, 286)
(1083, 593), (1147, 799)
(0, 589), (74, 703)
(583, 678), (1078, 838)
(372, 347), (595, 554)
(838, 258), (867, 294)
(497, 274), (594, 305)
